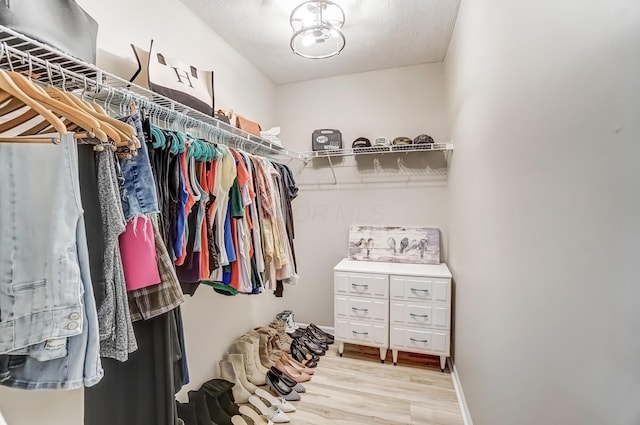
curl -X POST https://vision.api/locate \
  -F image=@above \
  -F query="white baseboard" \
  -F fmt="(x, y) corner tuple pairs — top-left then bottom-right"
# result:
(448, 359), (474, 425)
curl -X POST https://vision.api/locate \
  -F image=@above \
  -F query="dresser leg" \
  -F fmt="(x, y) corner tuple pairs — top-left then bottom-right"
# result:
(338, 341), (344, 357)
(440, 356), (446, 372)
(379, 347), (387, 363)
(392, 349), (399, 366)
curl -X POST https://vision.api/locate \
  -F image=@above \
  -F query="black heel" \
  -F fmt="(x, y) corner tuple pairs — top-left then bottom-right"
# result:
(266, 370), (301, 401)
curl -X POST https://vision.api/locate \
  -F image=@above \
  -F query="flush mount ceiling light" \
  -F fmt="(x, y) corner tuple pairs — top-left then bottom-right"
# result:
(290, 0), (346, 59)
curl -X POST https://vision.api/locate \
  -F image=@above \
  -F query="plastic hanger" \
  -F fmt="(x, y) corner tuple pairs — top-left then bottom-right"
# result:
(150, 125), (166, 149)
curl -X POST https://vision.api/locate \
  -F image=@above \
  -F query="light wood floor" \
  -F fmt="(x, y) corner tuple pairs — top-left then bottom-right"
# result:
(285, 343), (464, 425)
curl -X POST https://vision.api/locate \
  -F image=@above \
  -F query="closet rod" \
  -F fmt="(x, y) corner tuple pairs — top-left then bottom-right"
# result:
(0, 25), (306, 162)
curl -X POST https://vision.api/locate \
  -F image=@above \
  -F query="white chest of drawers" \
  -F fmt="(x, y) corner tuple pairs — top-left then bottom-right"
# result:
(333, 259), (452, 371)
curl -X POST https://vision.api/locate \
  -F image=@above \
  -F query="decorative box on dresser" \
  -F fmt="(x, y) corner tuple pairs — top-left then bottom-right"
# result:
(334, 259), (452, 371)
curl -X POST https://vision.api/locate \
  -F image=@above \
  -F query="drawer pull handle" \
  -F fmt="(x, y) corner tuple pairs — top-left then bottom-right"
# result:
(411, 288), (430, 293)
(410, 313), (429, 318)
(352, 330), (369, 335)
(352, 284), (369, 289)
(410, 338), (429, 343)
(352, 307), (369, 313)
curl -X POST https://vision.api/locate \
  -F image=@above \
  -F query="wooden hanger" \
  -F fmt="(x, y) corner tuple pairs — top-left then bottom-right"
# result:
(45, 85), (124, 145)
(0, 71), (67, 136)
(60, 87), (140, 149)
(0, 90), (12, 104)
(20, 117), (76, 137)
(5, 71), (108, 142)
(0, 96), (27, 116)
(0, 108), (39, 133)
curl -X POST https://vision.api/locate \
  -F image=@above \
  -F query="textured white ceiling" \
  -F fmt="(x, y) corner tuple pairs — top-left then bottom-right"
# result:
(180, 0), (460, 85)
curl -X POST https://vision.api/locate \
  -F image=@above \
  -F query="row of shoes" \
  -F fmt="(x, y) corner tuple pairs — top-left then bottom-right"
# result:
(276, 310), (335, 354)
(177, 315), (335, 425)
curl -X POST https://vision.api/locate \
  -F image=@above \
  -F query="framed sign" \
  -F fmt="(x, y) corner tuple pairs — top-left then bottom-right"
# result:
(348, 225), (440, 265)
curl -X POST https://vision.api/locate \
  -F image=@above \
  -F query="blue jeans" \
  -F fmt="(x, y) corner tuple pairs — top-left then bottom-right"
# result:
(0, 215), (103, 390)
(0, 133), (84, 354)
(0, 134), (102, 390)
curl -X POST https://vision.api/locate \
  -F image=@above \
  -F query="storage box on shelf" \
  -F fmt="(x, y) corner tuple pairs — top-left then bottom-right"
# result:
(333, 259), (452, 371)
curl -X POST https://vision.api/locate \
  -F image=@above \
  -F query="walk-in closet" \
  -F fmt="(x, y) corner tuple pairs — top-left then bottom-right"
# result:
(0, 1), (637, 425)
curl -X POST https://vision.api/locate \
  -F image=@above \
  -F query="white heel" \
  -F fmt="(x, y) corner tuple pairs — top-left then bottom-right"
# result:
(238, 406), (273, 425)
(255, 388), (296, 413)
(248, 395), (291, 423)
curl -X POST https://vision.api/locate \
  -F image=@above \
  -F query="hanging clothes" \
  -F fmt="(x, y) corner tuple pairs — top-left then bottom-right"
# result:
(85, 311), (180, 425)
(96, 151), (137, 362)
(0, 134), (103, 390)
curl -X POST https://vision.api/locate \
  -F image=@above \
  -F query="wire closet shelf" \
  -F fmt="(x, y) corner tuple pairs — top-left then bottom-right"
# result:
(302, 142), (455, 158)
(0, 25), (306, 162)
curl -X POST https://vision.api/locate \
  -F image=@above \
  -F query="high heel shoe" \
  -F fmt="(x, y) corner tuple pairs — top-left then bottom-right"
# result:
(291, 339), (320, 363)
(275, 359), (312, 383)
(248, 395), (291, 423)
(269, 367), (306, 393)
(279, 353), (314, 375)
(306, 324), (334, 344)
(255, 388), (296, 413)
(302, 331), (329, 350)
(266, 370), (301, 401)
(238, 405), (273, 425)
(290, 344), (318, 368)
(297, 337), (326, 356)
(309, 323), (334, 340)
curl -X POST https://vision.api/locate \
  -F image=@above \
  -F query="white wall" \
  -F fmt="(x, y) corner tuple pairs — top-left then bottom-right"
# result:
(276, 64), (450, 326)
(0, 1), (288, 424)
(445, 1), (640, 424)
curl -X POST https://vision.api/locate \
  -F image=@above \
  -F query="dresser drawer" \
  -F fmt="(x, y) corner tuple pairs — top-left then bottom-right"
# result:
(389, 275), (449, 302)
(334, 272), (389, 299)
(334, 318), (388, 347)
(335, 296), (388, 323)
(390, 326), (449, 355)
(389, 301), (450, 329)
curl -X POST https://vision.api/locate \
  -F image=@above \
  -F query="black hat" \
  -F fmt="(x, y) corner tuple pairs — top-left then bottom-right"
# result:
(414, 134), (434, 144)
(392, 137), (412, 146)
(352, 137), (371, 148)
